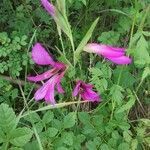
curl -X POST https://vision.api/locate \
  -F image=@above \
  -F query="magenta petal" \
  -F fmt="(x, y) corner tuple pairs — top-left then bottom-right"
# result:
(106, 56), (132, 65)
(32, 43), (55, 66)
(54, 62), (66, 70)
(84, 43), (125, 57)
(111, 47), (125, 52)
(45, 83), (56, 104)
(27, 69), (57, 82)
(56, 82), (65, 94)
(72, 81), (82, 97)
(40, 0), (55, 17)
(34, 75), (58, 103)
(81, 88), (100, 102)
(34, 81), (50, 101)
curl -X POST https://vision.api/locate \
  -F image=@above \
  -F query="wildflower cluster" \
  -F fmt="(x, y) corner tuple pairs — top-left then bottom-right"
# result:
(28, 0), (132, 104)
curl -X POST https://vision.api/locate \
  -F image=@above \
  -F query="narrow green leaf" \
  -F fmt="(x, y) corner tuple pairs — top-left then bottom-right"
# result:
(74, 18), (99, 63)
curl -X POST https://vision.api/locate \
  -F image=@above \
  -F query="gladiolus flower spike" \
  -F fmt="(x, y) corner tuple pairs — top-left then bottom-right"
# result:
(73, 80), (101, 102)
(84, 43), (132, 65)
(27, 43), (67, 104)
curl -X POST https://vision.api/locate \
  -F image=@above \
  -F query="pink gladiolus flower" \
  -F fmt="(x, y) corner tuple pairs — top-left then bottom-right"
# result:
(40, 0), (55, 17)
(27, 43), (67, 104)
(84, 43), (132, 65)
(73, 80), (100, 102)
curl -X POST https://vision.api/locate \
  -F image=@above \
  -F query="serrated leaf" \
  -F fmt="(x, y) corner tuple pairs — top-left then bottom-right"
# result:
(42, 111), (54, 124)
(10, 127), (33, 147)
(110, 85), (124, 105)
(62, 132), (74, 146)
(134, 35), (150, 66)
(116, 96), (135, 113)
(24, 141), (39, 150)
(78, 112), (90, 125)
(98, 31), (120, 45)
(46, 127), (58, 137)
(0, 103), (17, 133)
(63, 112), (76, 129)
(113, 67), (135, 88)
(24, 112), (41, 123)
(118, 143), (130, 150)
(100, 144), (110, 150)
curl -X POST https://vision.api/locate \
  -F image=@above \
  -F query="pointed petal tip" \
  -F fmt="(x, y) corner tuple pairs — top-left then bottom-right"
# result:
(107, 56), (132, 65)
(84, 43), (125, 57)
(40, 0), (55, 17)
(32, 42), (55, 66)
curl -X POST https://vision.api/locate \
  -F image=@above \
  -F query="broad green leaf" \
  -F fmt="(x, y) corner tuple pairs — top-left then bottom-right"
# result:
(134, 35), (150, 66)
(42, 111), (54, 124)
(46, 127), (58, 137)
(24, 112), (41, 123)
(86, 140), (97, 150)
(24, 141), (39, 150)
(118, 122), (130, 131)
(63, 112), (76, 129)
(10, 127), (33, 147)
(74, 18), (99, 63)
(100, 144), (110, 150)
(123, 131), (132, 143)
(34, 122), (43, 133)
(0, 103), (17, 133)
(78, 112), (90, 124)
(73, 134), (86, 149)
(118, 143), (130, 150)
(62, 132), (74, 146)
(113, 67), (135, 88)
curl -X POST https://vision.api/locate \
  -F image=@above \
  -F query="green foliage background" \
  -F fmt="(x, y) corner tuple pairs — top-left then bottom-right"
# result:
(0, 0), (149, 149)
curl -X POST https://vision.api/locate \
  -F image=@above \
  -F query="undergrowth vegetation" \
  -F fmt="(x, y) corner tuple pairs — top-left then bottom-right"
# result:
(0, 0), (149, 149)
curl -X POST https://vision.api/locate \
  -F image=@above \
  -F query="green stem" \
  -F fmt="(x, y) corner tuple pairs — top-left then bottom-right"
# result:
(57, 27), (66, 56)
(19, 85), (44, 150)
